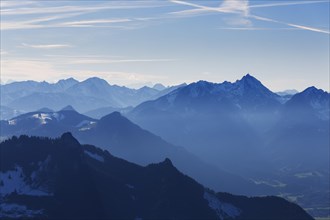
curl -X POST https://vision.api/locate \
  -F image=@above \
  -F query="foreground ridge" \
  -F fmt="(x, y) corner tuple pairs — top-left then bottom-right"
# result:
(0, 133), (313, 220)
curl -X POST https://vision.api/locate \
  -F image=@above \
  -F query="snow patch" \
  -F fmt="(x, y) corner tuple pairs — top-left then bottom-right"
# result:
(79, 127), (91, 131)
(84, 150), (104, 162)
(204, 191), (240, 220)
(75, 120), (91, 128)
(52, 112), (65, 121)
(8, 120), (17, 125)
(78, 121), (96, 131)
(31, 113), (52, 124)
(0, 165), (52, 197)
(0, 203), (44, 218)
(250, 178), (286, 188)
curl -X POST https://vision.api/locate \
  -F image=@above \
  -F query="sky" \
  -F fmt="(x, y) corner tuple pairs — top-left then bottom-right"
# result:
(1, 0), (329, 91)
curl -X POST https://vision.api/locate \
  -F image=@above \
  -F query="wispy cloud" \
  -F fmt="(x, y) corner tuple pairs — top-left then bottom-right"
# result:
(59, 19), (132, 27)
(250, 14), (330, 34)
(170, 0), (328, 16)
(0, 1), (36, 9)
(220, 0), (249, 16)
(1, 13), (86, 30)
(0, 1), (170, 31)
(169, 0), (330, 34)
(217, 27), (299, 31)
(1, 2), (168, 16)
(284, 23), (329, 34)
(249, 0), (328, 9)
(21, 43), (72, 49)
(169, 0), (252, 26)
(2, 55), (175, 63)
(1, 16), (134, 31)
(66, 58), (175, 65)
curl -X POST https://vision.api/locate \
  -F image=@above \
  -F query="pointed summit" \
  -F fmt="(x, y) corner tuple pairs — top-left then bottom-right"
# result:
(60, 132), (80, 149)
(98, 111), (133, 129)
(239, 73), (262, 85)
(100, 111), (122, 121)
(234, 74), (279, 99)
(60, 105), (76, 112)
(243, 73), (253, 78)
(162, 158), (174, 167)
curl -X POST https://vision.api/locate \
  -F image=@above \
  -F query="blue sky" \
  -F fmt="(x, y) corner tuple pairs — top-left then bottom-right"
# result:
(1, 0), (329, 91)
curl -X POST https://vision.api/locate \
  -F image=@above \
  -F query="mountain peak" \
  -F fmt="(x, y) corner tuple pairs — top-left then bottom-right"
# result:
(243, 73), (253, 78)
(101, 111), (122, 120)
(147, 158), (176, 170)
(99, 111), (128, 125)
(153, 83), (166, 91)
(57, 77), (78, 84)
(299, 86), (329, 98)
(191, 80), (214, 89)
(235, 74), (278, 98)
(303, 86), (320, 94)
(239, 73), (260, 84)
(60, 105), (76, 112)
(162, 158), (173, 166)
(60, 132), (80, 148)
(83, 77), (110, 86)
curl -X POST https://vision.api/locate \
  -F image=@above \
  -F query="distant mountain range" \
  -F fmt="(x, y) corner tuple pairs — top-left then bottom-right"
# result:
(1, 73), (329, 218)
(0, 107), (268, 196)
(0, 134), (313, 220)
(0, 78), (185, 118)
(127, 74), (330, 217)
(128, 74), (329, 173)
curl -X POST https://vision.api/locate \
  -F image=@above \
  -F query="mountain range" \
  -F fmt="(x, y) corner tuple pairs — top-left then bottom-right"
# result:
(127, 74), (330, 217)
(0, 133), (313, 220)
(0, 78), (185, 119)
(128, 74), (329, 170)
(0, 107), (269, 196)
(1, 73), (329, 218)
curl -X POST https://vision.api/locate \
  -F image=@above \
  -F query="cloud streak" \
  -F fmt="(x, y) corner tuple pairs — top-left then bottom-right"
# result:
(249, 0), (329, 8)
(169, 0), (330, 34)
(0, 1), (36, 9)
(21, 43), (72, 49)
(1, 2), (168, 16)
(217, 27), (299, 31)
(59, 19), (132, 27)
(67, 58), (175, 65)
(250, 14), (330, 34)
(0, 1), (170, 31)
(170, 0), (328, 16)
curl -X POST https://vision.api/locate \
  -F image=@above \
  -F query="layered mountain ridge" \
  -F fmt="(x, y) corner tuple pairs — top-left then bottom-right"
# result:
(0, 134), (313, 220)
(1, 73), (329, 218)
(0, 77), (185, 117)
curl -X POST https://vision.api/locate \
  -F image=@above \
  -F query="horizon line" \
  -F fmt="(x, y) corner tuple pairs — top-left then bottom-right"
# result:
(1, 74), (329, 93)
